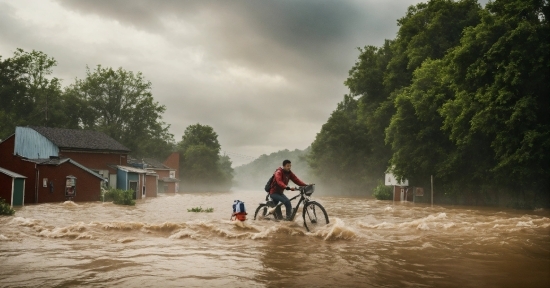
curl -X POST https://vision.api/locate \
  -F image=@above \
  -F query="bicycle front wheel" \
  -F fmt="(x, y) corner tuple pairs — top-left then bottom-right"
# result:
(302, 202), (329, 232)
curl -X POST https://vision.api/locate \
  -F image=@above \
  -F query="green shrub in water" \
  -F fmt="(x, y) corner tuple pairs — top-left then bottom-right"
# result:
(187, 206), (214, 213)
(0, 198), (15, 215)
(102, 188), (136, 206)
(373, 180), (393, 200)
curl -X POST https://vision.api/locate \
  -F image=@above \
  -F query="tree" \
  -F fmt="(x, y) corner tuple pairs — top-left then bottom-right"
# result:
(0, 49), (74, 138)
(176, 123), (233, 191)
(308, 95), (375, 194)
(440, 0), (550, 206)
(64, 65), (174, 159)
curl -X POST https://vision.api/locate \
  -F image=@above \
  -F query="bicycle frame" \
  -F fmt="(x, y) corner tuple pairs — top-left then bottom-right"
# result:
(263, 189), (311, 220)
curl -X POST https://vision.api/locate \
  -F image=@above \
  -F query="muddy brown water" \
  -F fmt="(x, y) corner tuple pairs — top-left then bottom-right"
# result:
(1, 190), (549, 287)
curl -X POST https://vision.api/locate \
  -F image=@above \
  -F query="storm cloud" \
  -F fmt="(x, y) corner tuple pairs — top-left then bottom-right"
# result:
(1, 0), (484, 166)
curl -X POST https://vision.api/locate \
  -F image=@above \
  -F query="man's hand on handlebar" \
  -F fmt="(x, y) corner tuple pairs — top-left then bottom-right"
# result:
(285, 186), (295, 191)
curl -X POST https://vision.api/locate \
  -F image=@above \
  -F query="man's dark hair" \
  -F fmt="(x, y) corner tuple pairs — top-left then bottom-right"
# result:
(282, 159), (291, 166)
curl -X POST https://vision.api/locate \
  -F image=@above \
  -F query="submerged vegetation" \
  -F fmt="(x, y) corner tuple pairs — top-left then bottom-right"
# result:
(308, 0), (549, 207)
(0, 198), (15, 215)
(102, 189), (136, 206)
(373, 181), (393, 201)
(187, 206), (214, 213)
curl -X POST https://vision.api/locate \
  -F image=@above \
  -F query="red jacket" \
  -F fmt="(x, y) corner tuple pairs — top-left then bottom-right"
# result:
(269, 167), (307, 194)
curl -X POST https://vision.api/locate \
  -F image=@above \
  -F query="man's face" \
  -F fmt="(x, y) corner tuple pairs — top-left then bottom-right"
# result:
(283, 163), (292, 172)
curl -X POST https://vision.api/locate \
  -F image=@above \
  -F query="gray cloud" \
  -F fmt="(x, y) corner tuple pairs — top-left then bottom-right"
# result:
(2, 0), (463, 166)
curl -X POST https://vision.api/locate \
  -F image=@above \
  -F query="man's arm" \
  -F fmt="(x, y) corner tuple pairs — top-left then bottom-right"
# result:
(289, 171), (307, 187)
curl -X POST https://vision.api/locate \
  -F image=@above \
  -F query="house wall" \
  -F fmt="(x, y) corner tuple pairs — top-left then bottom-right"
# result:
(0, 173), (13, 204)
(145, 175), (157, 198)
(60, 151), (127, 174)
(163, 152), (180, 176)
(153, 169), (171, 178)
(36, 162), (102, 203)
(0, 136), (39, 204)
(393, 186), (409, 202)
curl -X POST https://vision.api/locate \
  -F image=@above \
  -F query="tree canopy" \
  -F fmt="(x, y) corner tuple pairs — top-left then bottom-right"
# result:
(308, 0), (549, 207)
(64, 65), (174, 159)
(0, 49), (74, 138)
(176, 123), (233, 191)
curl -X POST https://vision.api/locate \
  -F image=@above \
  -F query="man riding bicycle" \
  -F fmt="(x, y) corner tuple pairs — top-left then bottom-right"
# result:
(269, 159), (309, 221)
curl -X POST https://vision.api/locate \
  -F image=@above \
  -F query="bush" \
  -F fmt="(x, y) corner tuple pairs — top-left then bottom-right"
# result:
(0, 198), (15, 215)
(373, 181), (393, 200)
(187, 206), (214, 213)
(102, 188), (136, 206)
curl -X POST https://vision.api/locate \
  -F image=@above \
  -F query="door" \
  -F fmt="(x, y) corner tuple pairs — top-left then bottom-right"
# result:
(12, 178), (25, 206)
(400, 188), (405, 201)
(129, 181), (138, 200)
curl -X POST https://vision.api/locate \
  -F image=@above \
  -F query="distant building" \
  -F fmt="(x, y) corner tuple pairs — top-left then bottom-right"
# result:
(128, 152), (180, 193)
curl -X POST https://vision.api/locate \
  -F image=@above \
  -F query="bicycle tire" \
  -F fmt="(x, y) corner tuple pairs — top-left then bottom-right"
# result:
(302, 201), (329, 232)
(255, 204), (281, 220)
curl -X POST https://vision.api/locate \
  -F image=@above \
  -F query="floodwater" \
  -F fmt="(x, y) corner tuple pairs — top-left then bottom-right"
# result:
(1, 190), (549, 288)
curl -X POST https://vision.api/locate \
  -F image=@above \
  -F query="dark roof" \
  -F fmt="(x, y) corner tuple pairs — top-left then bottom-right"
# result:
(143, 158), (171, 169)
(30, 126), (130, 153)
(127, 157), (172, 169)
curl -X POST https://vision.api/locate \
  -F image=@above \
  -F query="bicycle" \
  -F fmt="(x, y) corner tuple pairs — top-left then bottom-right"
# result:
(253, 184), (329, 232)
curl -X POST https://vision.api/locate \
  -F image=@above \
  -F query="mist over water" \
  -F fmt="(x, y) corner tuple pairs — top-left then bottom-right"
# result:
(1, 190), (549, 287)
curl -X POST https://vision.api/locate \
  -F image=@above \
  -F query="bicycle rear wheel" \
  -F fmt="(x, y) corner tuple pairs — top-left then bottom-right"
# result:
(302, 202), (329, 232)
(253, 204), (278, 220)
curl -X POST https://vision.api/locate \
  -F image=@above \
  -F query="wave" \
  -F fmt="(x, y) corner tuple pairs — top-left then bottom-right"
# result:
(311, 218), (357, 240)
(5, 213), (548, 243)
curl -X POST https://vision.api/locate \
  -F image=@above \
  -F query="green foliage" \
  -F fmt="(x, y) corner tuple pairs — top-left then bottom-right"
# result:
(0, 48), (76, 139)
(233, 148), (310, 189)
(187, 206), (214, 213)
(309, 0), (549, 206)
(102, 188), (136, 206)
(372, 181), (393, 200)
(0, 198), (15, 216)
(176, 124), (233, 191)
(0, 49), (174, 159)
(308, 95), (378, 194)
(64, 65), (174, 159)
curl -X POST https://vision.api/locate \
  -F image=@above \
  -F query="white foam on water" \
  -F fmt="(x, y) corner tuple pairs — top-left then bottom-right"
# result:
(311, 218), (357, 241)
(169, 229), (197, 239)
(416, 222), (430, 231)
(359, 221), (396, 229)
(0, 234), (8, 241)
(10, 217), (41, 227)
(516, 221), (535, 227)
(384, 206), (394, 212)
(117, 237), (137, 243)
(62, 201), (79, 206)
(443, 222), (456, 229)
(422, 242), (434, 248)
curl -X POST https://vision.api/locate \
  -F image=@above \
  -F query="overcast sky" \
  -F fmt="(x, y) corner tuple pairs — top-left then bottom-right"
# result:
(0, 0), (488, 166)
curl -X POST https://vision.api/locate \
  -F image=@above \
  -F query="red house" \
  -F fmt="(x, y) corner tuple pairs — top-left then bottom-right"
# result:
(0, 126), (132, 203)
